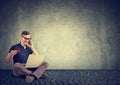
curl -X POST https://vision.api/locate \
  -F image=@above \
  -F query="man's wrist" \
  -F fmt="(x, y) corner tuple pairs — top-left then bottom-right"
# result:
(10, 53), (14, 58)
(30, 45), (34, 48)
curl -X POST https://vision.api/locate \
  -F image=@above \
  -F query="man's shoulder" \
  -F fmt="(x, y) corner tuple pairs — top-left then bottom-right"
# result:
(10, 43), (20, 48)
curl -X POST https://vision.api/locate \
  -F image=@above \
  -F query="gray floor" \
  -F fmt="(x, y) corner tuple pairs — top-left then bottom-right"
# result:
(0, 69), (120, 85)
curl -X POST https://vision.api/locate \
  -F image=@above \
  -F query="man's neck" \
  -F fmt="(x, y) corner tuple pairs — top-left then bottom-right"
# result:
(20, 42), (26, 49)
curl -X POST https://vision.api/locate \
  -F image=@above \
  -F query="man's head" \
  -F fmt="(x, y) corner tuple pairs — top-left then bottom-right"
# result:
(20, 31), (31, 46)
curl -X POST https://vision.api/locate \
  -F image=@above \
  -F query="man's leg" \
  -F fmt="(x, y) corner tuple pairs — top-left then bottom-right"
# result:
(13, 62), (48, 83)
(32, 62), (49, 79)
(13, 63), (35, 83)
(13, 63), (32, 77)
(25, 62), (48, 83)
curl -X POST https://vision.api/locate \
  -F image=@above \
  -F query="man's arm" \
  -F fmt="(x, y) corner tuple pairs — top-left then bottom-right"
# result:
(5, 53), (13, 63)
(5, 50), (17, 63)
(30, 46), (39, 55)
(29, 40), (39, 55)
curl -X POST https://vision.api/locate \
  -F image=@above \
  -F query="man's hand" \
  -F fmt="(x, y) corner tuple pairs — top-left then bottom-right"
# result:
(10, 50), (17, 57)
(5, 50), (17, 63)
(28, 40), (34, 48)
(28, 40), (39, 55)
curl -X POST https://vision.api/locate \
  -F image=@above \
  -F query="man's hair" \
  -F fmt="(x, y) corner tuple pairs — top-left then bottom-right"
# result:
(21, 31), (30, 35)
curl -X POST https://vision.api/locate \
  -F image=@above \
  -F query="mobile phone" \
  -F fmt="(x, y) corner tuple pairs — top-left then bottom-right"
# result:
(28, 40), (32, 45)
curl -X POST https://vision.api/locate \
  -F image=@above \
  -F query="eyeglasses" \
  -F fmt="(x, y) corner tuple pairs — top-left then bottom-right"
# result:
(22, 36), (31, 40)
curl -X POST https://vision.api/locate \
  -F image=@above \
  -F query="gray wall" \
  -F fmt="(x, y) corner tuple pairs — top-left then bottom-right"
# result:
(0, 0), (120, 69)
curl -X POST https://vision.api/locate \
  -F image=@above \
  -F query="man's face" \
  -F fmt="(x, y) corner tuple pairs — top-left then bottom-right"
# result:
(20, 34), (31, 46)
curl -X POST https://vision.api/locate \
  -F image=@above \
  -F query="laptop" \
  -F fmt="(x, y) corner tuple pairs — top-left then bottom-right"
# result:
(25, 54), (44, 68)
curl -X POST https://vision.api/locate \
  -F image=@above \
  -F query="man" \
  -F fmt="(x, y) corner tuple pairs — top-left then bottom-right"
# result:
(5, 31), (48, 83)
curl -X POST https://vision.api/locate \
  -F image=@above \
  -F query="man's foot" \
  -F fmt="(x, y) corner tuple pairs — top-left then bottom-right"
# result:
(25, 75), (35, 83)
(40, 73), (48, 79)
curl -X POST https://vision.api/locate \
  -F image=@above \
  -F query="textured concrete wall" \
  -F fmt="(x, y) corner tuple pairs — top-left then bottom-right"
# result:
(0, 0), (120, 69)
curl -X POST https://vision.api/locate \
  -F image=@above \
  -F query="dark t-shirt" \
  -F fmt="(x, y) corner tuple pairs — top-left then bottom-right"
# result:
(9, 43), (33, 64)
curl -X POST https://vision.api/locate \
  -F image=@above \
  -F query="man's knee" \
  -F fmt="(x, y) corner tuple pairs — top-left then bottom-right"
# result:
(41, 62), (49, 68)
(13, 63), (22, 69)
